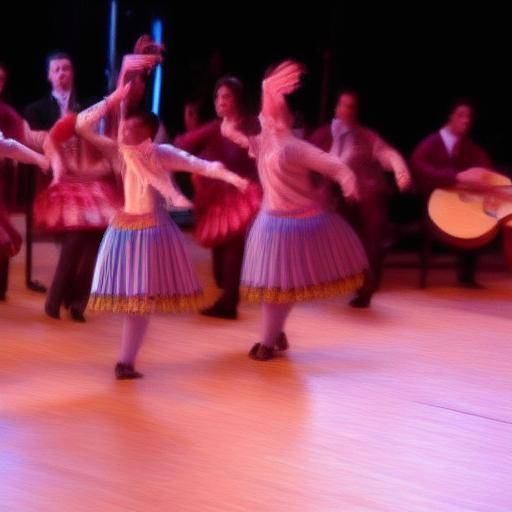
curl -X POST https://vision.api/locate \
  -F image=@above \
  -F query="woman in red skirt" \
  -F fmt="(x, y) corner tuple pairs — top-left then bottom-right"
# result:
(175, 76), (262, 319)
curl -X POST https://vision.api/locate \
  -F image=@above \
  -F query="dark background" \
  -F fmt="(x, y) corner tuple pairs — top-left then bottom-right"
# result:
(1, 1), (510, 165)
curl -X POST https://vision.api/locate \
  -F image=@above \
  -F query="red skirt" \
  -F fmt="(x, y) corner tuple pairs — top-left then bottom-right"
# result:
(193, 177), (262, 248)
(34, 178), (123, 233)
(0, 206), (22, 258)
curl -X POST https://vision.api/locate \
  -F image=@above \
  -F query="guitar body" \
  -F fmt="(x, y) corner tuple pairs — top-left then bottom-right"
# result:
(428, 168), (512, 250)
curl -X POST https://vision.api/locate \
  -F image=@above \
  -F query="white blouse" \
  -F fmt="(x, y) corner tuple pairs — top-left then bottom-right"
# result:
(249, 129), (357, 214)
(77, 99), (244, 215)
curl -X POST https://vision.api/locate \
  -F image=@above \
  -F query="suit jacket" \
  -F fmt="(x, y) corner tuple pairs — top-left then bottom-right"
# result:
(411, 132), (491, 194)
(24, 92), (81, 130)
(23, 92), (82, 200)
(309, 122), (391, 197)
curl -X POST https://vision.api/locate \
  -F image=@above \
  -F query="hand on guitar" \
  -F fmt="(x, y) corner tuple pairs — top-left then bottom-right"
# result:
(428, 167), (512, 250)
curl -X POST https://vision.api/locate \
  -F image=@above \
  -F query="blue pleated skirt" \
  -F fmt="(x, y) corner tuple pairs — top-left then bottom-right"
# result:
(241, 210), (368, 303)
(89, 211), (203, 314)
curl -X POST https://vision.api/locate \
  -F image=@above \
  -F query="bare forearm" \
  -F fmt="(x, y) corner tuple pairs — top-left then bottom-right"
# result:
(0, 138), (48, 168)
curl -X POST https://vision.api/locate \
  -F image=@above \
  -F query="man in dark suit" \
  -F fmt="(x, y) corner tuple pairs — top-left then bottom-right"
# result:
(411, 99), (491, 287)
(24, 52), (81, 296)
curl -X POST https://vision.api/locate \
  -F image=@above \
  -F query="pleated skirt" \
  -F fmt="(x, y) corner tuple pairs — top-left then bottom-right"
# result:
(89, 211), (203, 314)
(241, 210), (368, 303)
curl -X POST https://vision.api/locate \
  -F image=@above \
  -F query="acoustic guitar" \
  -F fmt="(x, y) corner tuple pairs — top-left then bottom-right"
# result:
(428, 168), (512, 250)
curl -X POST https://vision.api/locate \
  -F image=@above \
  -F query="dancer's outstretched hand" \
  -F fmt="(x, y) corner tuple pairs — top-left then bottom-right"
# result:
(261, 61), (304, 120)
(42, 138), (60, 175)
(211, 161), (249, 192)
(172, 194), (193, 209)
(221, 118), (249, 149)
(342, 173), (360, 202)
(262, 61), (304, 97)
(232, 175), (250, 193)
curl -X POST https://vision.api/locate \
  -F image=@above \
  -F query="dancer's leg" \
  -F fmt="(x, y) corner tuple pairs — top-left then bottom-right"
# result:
(213, 235), (245, 313)
(211, 245), (224, 288)
(68, 231), (103, 318)
(45, 232), (82, 318)
(119, 313), (150, 367)
(261, 302), (293, 348)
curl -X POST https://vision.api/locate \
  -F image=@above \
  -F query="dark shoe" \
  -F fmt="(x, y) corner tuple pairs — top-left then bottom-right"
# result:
(70, 307), (86, 323)
(0, 294), (6, 302)
(349, 294), (372, 308)
(28, 280), (47, 293)
(275, 332), (289, 351)
(45, 301), (60, 320)
(201, 305), (238, 320)
(249, 343), (274, 361)
(115, 362), (143, 380)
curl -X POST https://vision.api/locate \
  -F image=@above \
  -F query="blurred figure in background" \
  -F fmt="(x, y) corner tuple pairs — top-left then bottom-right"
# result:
(310, 90), (411, 308)
(175, 76), (261, 320)
(169, 95), (209, 202)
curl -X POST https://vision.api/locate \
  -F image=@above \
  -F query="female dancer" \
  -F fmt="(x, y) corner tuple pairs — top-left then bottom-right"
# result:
(221, 62), (368, 360)
(75, 56), (249, 379)
(174, 76), (261, 319)
(33, 114), (123, 321)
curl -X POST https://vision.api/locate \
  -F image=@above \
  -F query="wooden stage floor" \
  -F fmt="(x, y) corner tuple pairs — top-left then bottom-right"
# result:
(1, 216), (511, 511)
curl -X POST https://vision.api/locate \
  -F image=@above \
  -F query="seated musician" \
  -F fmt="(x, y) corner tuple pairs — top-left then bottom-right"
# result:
(411, 98), (492, 288)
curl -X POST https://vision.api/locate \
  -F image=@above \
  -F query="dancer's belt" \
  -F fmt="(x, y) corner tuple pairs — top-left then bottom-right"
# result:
(112, 210), (161, 230)
(266, 207), (323, 219)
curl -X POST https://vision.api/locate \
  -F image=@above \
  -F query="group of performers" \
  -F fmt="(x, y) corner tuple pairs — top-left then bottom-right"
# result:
(0, 36), (494, 378)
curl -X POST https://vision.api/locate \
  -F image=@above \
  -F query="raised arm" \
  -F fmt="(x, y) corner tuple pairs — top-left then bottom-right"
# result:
(76, 95), (120, 158)
(284, 139), (359, 200)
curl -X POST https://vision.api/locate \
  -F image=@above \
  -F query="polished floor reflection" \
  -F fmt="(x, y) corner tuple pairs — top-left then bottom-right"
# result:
(1, 217), (511, 511)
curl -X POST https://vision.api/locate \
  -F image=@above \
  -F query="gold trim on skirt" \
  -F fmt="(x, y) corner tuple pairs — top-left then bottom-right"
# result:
(88, 293), (204, 314)
(241, 273), (364, 304)
(111, 211), (159, 231)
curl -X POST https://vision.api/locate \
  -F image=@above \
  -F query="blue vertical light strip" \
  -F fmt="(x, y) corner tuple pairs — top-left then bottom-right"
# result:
(107, 0), (118, 91)
(151, 18), (163, 115)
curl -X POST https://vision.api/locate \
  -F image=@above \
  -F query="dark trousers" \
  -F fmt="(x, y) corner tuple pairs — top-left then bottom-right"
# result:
(46, 231), (103, 314)
(456, 251), (478, 284)
(24, 167), (37, 287)
(0, 257), (8, 300)
(211, 235), (246, 312)
(346, 194), (388, 299)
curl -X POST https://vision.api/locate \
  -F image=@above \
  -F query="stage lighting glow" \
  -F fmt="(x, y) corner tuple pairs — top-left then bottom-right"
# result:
(107, 0), (118, 91)
(151, 18), (163, 115)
